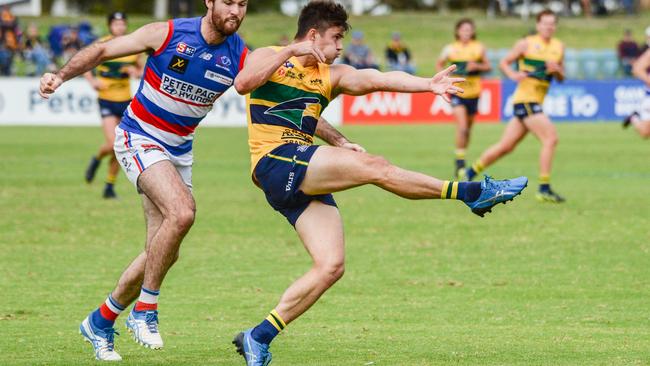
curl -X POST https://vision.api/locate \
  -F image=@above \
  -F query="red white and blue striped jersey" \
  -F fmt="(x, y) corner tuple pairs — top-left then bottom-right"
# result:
(119, 17), (248, 157)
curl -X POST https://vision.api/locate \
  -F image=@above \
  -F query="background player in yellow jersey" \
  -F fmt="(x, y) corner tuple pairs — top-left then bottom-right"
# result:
(622, 45), (650, 138)
(84, 12), (144, 199)
(461, 9), (565, 203)
(436, 18), (491, 176)
(230, 1), (528, 364)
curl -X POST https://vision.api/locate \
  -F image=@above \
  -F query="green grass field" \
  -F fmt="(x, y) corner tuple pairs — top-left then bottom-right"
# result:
(1, 123), (649, 365)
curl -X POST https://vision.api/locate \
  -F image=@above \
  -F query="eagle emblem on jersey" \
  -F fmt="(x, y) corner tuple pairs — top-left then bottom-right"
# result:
(264, 97), (320, 130)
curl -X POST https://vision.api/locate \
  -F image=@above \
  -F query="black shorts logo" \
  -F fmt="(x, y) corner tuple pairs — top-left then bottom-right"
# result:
(168, 55), (189, 74)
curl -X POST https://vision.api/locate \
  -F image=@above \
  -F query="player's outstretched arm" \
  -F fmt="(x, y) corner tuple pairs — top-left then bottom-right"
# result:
(234, 41), (326, 95)
(633, 48), (650, 86)
(39, 21), (169, 99)
(315, 117), (366, 152)
(499, 39), (528, 82)
(331, 64), (464, 102)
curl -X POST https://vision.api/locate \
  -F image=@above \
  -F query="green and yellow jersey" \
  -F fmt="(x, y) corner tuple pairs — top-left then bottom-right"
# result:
(247, 47), (332, 173)
(440, 40), (485, 99)
(512, 34), (564, 104)
(94, 35), (139, 102)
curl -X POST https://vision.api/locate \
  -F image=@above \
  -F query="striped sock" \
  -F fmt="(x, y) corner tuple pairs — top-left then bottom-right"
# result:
(441, 181), (481, 202)
(251, 309), (286, 345)
(90, 294), (125, 329)
(467, 160), (484, 180)
(455, 149), (466, 170)
(134, 287), (159, 312)
(539, 175), (551, 192)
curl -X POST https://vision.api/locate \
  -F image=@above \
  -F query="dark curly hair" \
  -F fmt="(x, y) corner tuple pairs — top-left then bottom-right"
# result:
(295, 1), (350, 39)
(454, 18), (476, 40)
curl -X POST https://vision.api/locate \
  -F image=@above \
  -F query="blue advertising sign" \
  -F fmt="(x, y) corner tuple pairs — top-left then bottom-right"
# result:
(501, 79), (645, 122)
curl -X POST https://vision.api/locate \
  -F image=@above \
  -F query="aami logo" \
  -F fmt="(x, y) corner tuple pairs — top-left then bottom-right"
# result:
(161, 73), (221, 105)
(349, 92), (412, 116)
(264, 97), (320, 129)
(176, 42), (196, 57)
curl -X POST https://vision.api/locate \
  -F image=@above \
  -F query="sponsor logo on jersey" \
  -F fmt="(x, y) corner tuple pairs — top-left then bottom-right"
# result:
(214, 55), (232, 72)
(204, 70), (233, 86)
(176, 42), (196, 57)
(199, 52), (213, 61)
(160, 73), (221, 105)
(142, 144), (164, 154)
(168, 55), (190, 74)
(284, 61), (294, 69)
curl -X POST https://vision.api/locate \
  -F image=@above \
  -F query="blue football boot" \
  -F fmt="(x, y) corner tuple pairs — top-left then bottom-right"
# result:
(464, 175), (528, 217)
(79, 315), (122, 361)
(233, 328), (272, 366)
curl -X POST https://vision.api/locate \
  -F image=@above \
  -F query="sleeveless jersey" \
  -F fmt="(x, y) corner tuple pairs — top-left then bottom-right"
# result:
(440, 40), (485, 99)
(512, 35), (563, 104)
(247, 47), (332, 172)
(95, 35), (139, 102)
(119, 17), (248, 161)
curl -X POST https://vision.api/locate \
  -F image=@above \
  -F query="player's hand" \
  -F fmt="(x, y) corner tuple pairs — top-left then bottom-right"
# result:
(288, 40), (326, 63)
(466, 61), (480, 72)
(545, 61), (563, 74)
(123, 65), (141, 79)
(430, 65), (464, 103)
(510, 71), (528, 82)
(39, 72), (63, 99)
(90, 78), (107, 91)
(340, 141), (366, 153)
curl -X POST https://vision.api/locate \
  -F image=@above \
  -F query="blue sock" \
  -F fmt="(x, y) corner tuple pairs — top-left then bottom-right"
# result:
(441, 181), (481, 202)
(90, 295), (125, 329)
(458, 182), (481, 202)
(251, 319), (279, 345)
(466, 167), (477, 180)
(251, 310), (285, 345)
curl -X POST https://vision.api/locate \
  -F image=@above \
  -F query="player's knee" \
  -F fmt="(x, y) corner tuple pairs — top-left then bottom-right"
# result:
(316, 260), (345, 285)
(459, 127), (470, 140)
(544, 134), (559, 147)
(498, 143), (515, 155)
(173, 205), (196, 231)
(364, 155), (393, 184)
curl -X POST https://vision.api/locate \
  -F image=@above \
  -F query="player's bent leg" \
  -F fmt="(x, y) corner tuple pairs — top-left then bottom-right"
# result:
(124, 161), (195, 349)
(463, 118), (528, 181)
(453, 105), (470, 174)
(523, 114), (565, 203)
(234, 201), (344, 366)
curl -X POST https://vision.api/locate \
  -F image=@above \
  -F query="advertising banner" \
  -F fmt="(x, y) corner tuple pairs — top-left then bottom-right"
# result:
(0, 77), (342, 127)
(501, 79), (645, 122)
(342, 79), (502, 125)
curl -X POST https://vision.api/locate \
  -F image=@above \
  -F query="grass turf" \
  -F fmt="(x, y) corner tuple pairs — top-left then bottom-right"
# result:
(0, 123), (649, 365)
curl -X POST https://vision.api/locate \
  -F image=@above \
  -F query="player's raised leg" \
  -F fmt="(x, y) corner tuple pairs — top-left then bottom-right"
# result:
(124, 161), (195, 349)
(301, 146), (527, 216)
(522, 114), (564, 202)
(234, 201), (344, 366)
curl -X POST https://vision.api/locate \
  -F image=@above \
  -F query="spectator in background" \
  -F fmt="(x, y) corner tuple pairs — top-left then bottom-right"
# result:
(61, 26), (82, 63)
(22, 23), (54, 76)
(618, 29), (639, 77)
(0, 5), (21, 76)
(385, 31), (415, 74)
(342, 30), (379, 70)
